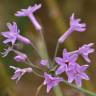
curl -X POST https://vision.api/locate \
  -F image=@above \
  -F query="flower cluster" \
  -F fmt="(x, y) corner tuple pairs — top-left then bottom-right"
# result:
(0, 2), (95, 94)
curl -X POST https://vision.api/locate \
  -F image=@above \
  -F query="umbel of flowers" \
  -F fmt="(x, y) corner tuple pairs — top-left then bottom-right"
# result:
(0, 3), (95, 95)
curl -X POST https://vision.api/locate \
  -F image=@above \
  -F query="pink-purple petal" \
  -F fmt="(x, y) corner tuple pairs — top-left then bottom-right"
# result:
(80, 73), (89, 80)
(80, 65), (89, 72)
(55, 57), (64, 65)
(75, 76), (82, 87)
(56, 65), (67, 75)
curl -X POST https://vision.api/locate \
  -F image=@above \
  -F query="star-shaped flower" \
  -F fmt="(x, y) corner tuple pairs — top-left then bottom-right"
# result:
(78, 43), (94, 63)
(70, 13), (86, 32)
(55, 49), (78, 75)
(15, 4), (42, 31)
(43, 73), (63, 93)
(58, 13), (86, 43)
(66, 63), (89, 87)
(15, 4), (41, 17)
(10, 66), (32, 83)
(1, 22), (31, 45)
(1, 22), (19, 45)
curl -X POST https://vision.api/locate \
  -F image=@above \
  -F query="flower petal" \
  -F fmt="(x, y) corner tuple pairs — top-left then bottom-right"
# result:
(55, 65), (67, 75)
(55, 57), (64, 65)
(80, 65), (89, 72)
(80, 73), (89, 80)
(75, 76), (82, 87)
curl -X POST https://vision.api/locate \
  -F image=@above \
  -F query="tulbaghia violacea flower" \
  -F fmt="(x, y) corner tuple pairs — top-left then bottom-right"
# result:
(43, 73), (63, 93)
(55, 49), (78, 75)
(0, 22), (31, 45)
(15, 4), (42, 31)
(70, 13), (86, 32)
(40, 59), (48, 66)
(66, 63), (89, 87)
(14, 53), (27, 62)
(10, 66), (32, 83)
(78, 43), (94, 63)
(58, 13), (86, 43)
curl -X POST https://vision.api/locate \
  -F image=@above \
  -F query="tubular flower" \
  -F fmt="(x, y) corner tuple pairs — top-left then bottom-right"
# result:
(58, 13), (86, 43)
(0, 22), (31, 45)
(15, 4), (42, 31)
(10, 66), (32, 83)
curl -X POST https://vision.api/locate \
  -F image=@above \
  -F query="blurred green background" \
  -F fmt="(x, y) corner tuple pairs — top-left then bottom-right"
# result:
(0, 0), (96, 96)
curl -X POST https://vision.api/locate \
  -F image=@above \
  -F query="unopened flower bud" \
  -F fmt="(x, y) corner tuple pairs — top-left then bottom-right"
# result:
(14, 54), (27, 62)
(40, 59), (48, 66)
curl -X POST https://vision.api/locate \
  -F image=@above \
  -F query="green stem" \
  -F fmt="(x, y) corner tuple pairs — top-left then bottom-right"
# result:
(32, 69), (44, 78)
(25, 58), (44, 78)
(53, 86), (63, 96)
(39, 30), (49, 59)
(53, 42), (59, 64)
(30, 42), (42, 58)
(26, 58), (43, 70)
(63, 80), (96, 96)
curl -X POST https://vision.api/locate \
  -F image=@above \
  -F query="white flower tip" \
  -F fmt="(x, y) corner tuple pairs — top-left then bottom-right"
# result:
(58, 37), (64, 44)
(9, 66), (16, 69)
(37, 3), (42, 9)
(88, 43), (94, 46)
(70, 13), (75, 20)
(47, 88), (50, 93)
(14, 13), (19, 16)
(83, 65), (89, 69)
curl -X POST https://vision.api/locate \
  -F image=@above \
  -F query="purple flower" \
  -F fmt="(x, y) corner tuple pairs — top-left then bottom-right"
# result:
(10, 66), (32, 83)
(70, 13), (86, 32)
(66, 63), (89, 87)
(1, 22), (19, 45)
(1, 22), (31, 45)
(15, 4), (42, 31)
(43, 73), (63, 93)
(14, 53), (27, 62)
(78, 43), (94, 63)
(55, 49), (78, 75)
(40, 59), (48, 66)
(58, 13), (86, 43)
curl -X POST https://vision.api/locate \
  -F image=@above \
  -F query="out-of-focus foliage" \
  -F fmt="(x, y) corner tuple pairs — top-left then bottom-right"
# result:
(0, 0), (96, 96)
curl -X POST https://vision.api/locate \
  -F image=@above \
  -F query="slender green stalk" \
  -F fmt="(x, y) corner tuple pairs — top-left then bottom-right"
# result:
(53, 86), (63, 96)
(39, 30), (49, 59)
(30, 42), (42, 58)
(53, 42), (59, 62)
(25, 58), (44, 78)
(26, 59), (44, 78)
(63, 80), (96, 96)
(26, 58), (43, 70)
(36, 83), (43, 96)
(32, 69), (44, 78)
